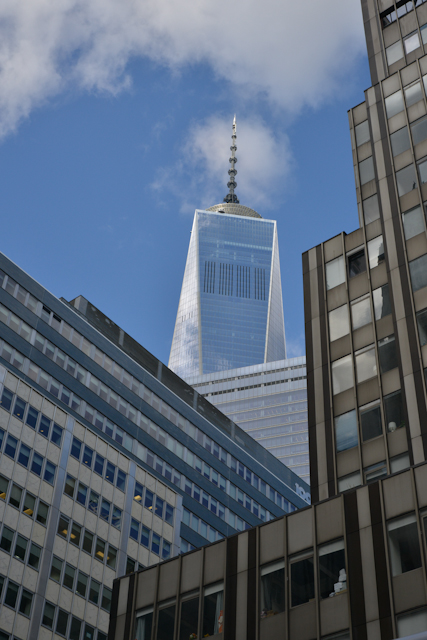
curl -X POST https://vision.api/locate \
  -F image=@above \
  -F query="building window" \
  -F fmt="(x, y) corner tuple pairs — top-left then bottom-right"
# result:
(355, 121), (370, 147)
(411, 115), (427, 147)
(386, 40), (404, 66)
(348, 248), (366, 278)
(409, 253), (427, 291)
(397, 608), (427, 637)
(390, 126), (411, 157)
(135, 608), (154, 640)
(179, 595), (199, 640)
(390, 453), (410, 473)
(335, 410), (358, 452)
(337, 471), (362, 493)
(325, 256), (345, 291)
(318, 539), (346, 599)
(405, 81), (423, 108)
(404, 31), (420, 54)
(360, 401), (382, 441)
(378, 335), (398, 373)
(402, 205), (425, 239)
(359, 157), (375, 185)
(372, 284), (391, 320)
(364, 461), (387, 483)
(385, 90), (404, 118)
(417, 308), (427, 346)
(396, 164), (417, 196)
(420, 157), (427, 186)
(367, 236), (385, 269)
(355, 345), (377, 384)
(387, 513), (422, 576)
(328, 305), (350, 342)
(260, 560), (285, 618)
(290, 552), (314, 607)
(331, 355), (354, 395)
(384, 390), (405, 432)
(363, 193), (380, 224)
(203, 583), (224, 636)
(157, 603), (176, 640)
(351, 294), (372, 331)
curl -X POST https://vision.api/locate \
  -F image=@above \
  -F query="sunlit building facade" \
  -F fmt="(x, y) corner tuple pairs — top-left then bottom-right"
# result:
(187, 357), (309, 484)
(168, 204), (286, 380)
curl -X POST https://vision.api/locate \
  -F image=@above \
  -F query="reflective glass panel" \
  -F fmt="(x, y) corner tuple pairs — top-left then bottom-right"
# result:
(351, 295), (372, 330)
(355, 121), (370, 147)
(390, 126), (410, 156)
(402, 205), (425, 239)
(359, 157), (375, 185)
(396, 164), (417, 196)
(386, 41), (404, 65)
(335, 410), (358, 452)
(355, 346), (377, 383)
(409, 253), (427, 290)
(385, 90), (404, 118)
(363, 194), (380, 224)
(326, 256), (345, 290)
(332, 356), (354, 395)
(405, 81), (423, 107)
(328, 305), (349, 342)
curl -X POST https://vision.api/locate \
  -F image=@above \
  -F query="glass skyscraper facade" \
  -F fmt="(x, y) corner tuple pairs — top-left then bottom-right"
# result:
(187, 357), (309, 484)
(169, 205), (286, 379)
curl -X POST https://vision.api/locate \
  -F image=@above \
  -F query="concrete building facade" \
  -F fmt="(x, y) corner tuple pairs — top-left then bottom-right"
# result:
(187, 358), (309, 483)
(0, 250), (309, 640)
(109, 462), (427, 640)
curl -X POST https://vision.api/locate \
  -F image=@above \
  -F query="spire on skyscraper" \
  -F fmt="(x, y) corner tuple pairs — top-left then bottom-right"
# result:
(224, 116), (239, 204)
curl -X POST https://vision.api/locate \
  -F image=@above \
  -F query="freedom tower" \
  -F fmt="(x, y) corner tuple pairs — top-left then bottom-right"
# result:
(169, 118), (287, 379)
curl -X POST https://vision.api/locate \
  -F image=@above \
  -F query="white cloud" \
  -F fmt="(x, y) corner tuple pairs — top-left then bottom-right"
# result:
(0, 0), (365, 138)
(159, 115), (293, 212)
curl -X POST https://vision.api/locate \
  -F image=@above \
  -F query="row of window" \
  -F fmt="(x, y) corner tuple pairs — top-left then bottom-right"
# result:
(50, 556), (112, 611)
(57, 514), (119, 565)
(136, 585), (224, 640)
(331, 334), (397, 391)
(326, 249), (389, 296)
(70, 436), (126, 490)
(329, 288), (391, 342)
(0, 271), (298, 509)
(0, 322), (295, 527)
(42, 602), (107, 640)
(133, 481), (174, 523)
(0, 388), (63, 444)
(0, 525), (41, 569)
(0, 474), (49, 524)
(0, 343), (274, 542)
(0, 575), (33, 617)
(182, 507), (231, 542)
(0, 426), (57, 484)
(338, 452), (410, 491)
(64, 473), (122, 527)
(335, 389), (405, 449)
(381, 0), (427, 28)
(129, 520), (171, 559)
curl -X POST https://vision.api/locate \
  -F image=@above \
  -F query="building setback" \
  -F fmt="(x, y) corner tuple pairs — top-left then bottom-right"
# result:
(187, 357), (309, 483)
(0, 250), (309, 640)
(110, 1), (427, 638)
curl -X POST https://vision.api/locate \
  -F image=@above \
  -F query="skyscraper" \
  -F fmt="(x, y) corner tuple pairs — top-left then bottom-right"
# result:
(169, 118), (286, 379)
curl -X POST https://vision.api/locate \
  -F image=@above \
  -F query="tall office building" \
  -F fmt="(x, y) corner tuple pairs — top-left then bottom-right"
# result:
(169, 119), (286, 379)
(305, 0), (427, 505)
(112, 2), (427, 640)
(187, 357), (309, 483)
(0, 251), (309, 640)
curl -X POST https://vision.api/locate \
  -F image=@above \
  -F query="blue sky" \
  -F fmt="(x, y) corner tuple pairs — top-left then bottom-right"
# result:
(0, 0), (371, 366)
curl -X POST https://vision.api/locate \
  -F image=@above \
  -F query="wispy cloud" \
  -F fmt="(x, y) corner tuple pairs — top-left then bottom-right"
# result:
(152, 115), (293, 212)
(0, 0), (365, 138)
